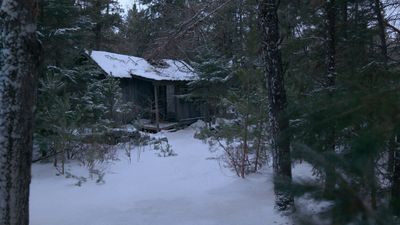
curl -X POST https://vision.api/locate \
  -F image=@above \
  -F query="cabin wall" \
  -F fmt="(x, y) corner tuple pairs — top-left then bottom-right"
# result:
(174, 84), (202, 121)
(119, 78), (203, 122)
(166, 85), (176, 120)
(176, 99), (202, 121)
(120, 78), (154, 117)
(157, 85), (167, 120)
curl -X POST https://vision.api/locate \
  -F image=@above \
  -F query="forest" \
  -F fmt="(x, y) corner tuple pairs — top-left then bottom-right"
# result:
(1, 0), (400, 225)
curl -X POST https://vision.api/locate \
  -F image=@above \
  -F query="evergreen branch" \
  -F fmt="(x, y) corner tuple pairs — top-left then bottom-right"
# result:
(146, 0), (233, 60)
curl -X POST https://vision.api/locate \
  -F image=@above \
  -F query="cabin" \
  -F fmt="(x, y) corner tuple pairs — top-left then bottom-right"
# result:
(88, 50), (203, 131)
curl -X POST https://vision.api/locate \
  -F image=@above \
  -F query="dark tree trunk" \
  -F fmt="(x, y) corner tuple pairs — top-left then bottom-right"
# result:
(0, 0), (40, 224)
(95, 23), (102, 50)
(258, 0), (293, 211)
(388, 136), (400, 216)
(94, 0), (103, 50)
(325, 0), (336, 88)
(391, 137), (400, 215)
(324, 0), (337, 199)
(341, 0), (348, 40)
(373, 0), (388, 62)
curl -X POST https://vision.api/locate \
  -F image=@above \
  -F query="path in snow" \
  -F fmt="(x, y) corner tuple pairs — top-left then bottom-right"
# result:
(30, 126), (291, 225)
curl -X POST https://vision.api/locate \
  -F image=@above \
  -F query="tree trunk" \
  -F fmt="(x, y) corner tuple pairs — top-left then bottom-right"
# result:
(258, 0), (293, 211)
(95, 23), (102, 50)
(341, 0), (348, 40)
(373, 0), (388, 62)
(391, 136), (400, 215)
(154, 84), (160, 132)
(0, 0), (40, 225)
(242, 112), (249, 178)
(94, 0), (103, 50)
(254, 121), (263, 172)
(323, 0), (337, 199)
(325, 0), (336, 88)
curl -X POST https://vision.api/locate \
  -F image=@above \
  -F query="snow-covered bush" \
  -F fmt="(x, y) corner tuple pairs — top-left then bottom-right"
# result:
(151, 137), (177, 157)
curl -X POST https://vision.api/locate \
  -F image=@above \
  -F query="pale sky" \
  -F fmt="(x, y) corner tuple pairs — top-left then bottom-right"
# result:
(118, 0), (138, 10)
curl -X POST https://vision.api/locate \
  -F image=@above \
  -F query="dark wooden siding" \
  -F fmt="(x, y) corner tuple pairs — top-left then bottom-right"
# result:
(120, 78), (153, 108)
(175, 84), (202, 121)
(119, 78), (203, 122)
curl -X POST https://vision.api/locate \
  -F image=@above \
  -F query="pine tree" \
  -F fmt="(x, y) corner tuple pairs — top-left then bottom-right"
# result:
(280, 0), (400, 223)
(38, 0), (84, 67)
(80, 0), (123, 50)
(120, 4), (152, 56)
(35, 0), (129, 167)
(190, 50), (232, 126)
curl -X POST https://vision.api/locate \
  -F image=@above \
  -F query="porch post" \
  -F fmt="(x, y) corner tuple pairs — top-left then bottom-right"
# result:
(154, 83), (160, 132)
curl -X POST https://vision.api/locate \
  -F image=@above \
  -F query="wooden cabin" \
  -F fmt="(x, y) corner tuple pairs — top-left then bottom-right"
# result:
(88, 50), (203, 131)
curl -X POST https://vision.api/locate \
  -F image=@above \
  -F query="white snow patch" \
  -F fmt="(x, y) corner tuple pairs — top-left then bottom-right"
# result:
(30, 126), (291, 225)
(292, 162), (316, 182)
(189, 120), (207, 129)
(54, 27), (81, 36)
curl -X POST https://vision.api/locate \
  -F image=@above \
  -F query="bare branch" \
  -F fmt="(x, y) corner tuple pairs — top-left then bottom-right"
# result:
(386, 21), (400, 35)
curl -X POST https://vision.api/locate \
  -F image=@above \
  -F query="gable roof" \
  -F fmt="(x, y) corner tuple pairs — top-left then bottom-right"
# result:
(88, 50), (197, 81)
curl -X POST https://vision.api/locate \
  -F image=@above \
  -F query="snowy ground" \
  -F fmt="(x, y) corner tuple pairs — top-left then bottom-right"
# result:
(30, 125), (293, 225)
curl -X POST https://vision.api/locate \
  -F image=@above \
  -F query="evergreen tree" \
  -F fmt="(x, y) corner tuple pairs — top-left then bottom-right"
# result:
(192, 0), (269, 179)
(120, 4), (153, 56)
(279, 0), (400, 222)
(38, 0), (84, 66)
(35, 0), (130, 169)
(79, 0), (123, 50)
(190, 50), (232, 126)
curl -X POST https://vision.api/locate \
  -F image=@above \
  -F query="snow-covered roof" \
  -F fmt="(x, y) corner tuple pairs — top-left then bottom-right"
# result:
(89, 50), (197, 81)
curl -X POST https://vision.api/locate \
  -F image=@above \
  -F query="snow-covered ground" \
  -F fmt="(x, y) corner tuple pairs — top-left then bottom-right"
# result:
(30, 126), (293, 225)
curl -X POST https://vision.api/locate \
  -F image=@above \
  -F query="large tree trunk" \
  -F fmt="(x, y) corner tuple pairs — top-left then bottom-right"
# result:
(258, 0), (293, 211)
(0, 0), (40, 224)
(323, 0), (337, 198)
